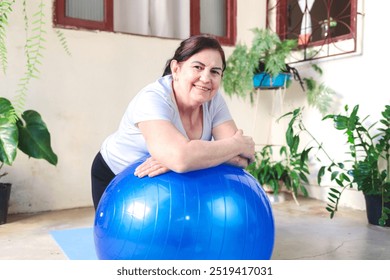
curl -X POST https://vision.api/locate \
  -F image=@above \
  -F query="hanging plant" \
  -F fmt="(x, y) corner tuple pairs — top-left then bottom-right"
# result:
(0, 0), (70, 177)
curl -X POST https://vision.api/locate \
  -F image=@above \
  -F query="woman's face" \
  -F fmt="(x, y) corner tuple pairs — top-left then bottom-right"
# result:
(171, 49), (223, 107)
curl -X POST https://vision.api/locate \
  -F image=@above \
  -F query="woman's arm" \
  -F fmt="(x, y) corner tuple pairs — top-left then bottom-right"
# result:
(134, 119), (255, 177)
(212, 120), (254, 168)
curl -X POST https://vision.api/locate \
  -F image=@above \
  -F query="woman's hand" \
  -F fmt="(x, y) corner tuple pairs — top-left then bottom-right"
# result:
(225, 155), (252, 169)
(232, 129), (256, 163)
(134, 157), (170, 178)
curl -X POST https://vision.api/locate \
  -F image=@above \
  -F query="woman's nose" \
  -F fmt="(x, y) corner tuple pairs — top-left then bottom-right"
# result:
(200, 71), (211, 82)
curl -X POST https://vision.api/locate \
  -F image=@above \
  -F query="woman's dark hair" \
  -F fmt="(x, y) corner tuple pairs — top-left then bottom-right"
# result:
(162, 34), (226, 76)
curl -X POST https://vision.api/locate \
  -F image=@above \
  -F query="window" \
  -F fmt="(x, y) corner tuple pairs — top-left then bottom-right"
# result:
(191, 0), (236, 45)
(55, 0), (113, 31)
(54, 0), (236, 45)
(267, 0), (362, 62)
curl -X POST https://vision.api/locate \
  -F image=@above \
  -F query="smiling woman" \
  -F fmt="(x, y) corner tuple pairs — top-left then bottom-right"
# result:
(91, 35), (255, 209)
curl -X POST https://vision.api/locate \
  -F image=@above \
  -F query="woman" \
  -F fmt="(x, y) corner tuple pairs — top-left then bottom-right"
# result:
(91, 34), (255, 209)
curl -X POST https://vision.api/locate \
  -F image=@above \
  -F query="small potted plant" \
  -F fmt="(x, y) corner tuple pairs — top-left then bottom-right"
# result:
(0, 97), (58, 224)
(319, 17), (338, 39)
(222, 28), (335, 115)
(223, 28), (298, 100)
(246, 109), (312, 204)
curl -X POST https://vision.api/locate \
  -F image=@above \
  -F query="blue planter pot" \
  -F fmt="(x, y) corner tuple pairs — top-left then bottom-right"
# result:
(253, 72), (291, 89)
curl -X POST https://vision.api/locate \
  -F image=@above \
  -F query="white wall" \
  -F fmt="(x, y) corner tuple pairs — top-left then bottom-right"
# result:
(1, 0), (388, 214)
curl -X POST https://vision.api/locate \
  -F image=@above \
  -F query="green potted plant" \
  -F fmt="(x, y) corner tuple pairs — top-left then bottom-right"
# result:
(0, 0), (64, 224)
(223, 28), (297, 100)
(317, 104), (390, 226)
(0, 97), (58, 224)
(223, 28), (335, 115)
(246, 109), (311, 204)
(276, 105), (390, 226)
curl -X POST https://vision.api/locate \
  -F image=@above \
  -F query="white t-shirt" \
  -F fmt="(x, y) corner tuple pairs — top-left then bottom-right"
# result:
(100, 75), (233, 174)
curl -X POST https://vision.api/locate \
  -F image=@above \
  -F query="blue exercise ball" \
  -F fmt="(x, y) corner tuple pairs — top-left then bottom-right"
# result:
(94, 161), (274, 260)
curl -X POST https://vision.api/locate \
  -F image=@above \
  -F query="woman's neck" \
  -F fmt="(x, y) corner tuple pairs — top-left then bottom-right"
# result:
(172, 83), (203, 139)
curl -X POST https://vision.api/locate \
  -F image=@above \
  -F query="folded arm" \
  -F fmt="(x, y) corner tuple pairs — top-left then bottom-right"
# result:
(134, 120), (255, 177)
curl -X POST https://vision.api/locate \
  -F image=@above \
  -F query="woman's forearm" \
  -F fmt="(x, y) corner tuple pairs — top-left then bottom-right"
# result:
(148, 130), (254, 173)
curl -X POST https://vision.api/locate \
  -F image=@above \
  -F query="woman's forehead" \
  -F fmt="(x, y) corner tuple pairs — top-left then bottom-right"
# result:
(185, 49), (223, 67)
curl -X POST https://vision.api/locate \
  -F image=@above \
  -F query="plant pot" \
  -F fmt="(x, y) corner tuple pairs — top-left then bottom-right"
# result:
(364, 194), (390, 227)
(0, 183), (11, 225)
(253, 72), (291, 89)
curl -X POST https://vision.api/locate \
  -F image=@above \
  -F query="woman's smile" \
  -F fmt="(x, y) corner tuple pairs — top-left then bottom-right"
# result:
(193, 83), (211, 92)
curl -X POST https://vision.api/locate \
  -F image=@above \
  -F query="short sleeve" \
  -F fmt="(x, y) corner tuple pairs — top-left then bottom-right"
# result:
(131, 91), (175, 126)
(208, 91), (233, 128)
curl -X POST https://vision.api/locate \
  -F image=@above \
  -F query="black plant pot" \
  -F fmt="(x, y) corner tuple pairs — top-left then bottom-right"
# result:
(364, 194), (390, 227)
(0, 183), (11, 225)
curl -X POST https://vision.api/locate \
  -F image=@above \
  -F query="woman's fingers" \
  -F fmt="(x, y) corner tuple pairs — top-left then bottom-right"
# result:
(147, 166), (170, 177)
(233, 130), (255, 160)
(226, 155), (250, 169)
(134, 157), (170, 178)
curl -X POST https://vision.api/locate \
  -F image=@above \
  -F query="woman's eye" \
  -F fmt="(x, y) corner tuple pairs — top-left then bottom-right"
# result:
(193, 65), (202, 70)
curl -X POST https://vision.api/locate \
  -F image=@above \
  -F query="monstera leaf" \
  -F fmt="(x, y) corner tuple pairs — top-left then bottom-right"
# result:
(17, 110), (57, 165)
(0, 98), (18, 165)
(0, 97), (57, 167)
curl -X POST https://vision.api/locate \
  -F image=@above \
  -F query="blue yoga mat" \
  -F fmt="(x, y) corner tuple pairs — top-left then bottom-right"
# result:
(51, 227), (98, 260)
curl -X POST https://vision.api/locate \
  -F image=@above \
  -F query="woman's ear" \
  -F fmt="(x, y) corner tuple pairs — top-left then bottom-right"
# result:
(170, 59), (179, 77)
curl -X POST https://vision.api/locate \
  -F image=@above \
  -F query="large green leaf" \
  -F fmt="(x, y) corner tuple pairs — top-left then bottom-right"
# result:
(0, 97), (18, 165)
(17, 110), (57, 165)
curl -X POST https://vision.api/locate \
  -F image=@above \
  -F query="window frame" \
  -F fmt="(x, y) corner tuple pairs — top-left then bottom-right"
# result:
(54, 0), (237, 46)
(54, 0), (113, 31)
(267, 0), (359, 62)
(190, 0), (237, 46)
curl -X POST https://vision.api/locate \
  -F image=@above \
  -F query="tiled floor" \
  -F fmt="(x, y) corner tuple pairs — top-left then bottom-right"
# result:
(1, 195), (389, 260)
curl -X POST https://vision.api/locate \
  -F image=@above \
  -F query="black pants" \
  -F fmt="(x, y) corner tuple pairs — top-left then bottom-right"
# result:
(91, 152), (115, 210)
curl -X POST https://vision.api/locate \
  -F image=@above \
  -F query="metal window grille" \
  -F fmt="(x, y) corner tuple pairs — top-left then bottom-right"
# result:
(267, 0), (361, 62)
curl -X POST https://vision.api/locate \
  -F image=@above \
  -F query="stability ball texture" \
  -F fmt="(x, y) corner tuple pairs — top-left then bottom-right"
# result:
(94, 162), (275, 260)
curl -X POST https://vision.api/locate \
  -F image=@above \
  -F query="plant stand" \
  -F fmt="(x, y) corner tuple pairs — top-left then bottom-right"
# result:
(0, 183), (11, 225)
(364, 194), (390, 227)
